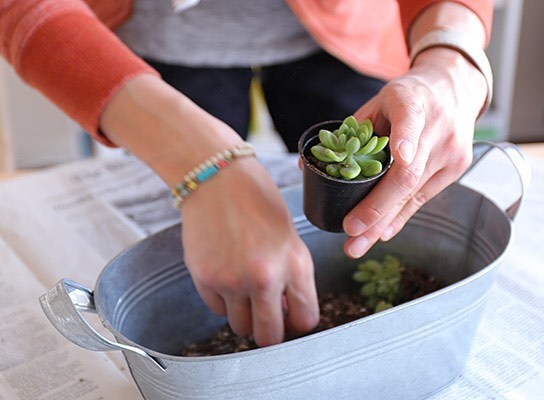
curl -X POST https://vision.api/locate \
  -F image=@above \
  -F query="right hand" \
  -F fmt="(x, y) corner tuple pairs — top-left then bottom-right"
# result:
(100, 74), (319, 346)
(181, 156), (320, 347)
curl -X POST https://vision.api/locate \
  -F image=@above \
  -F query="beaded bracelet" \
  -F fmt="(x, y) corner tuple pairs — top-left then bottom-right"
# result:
(171, 142), (256, 208)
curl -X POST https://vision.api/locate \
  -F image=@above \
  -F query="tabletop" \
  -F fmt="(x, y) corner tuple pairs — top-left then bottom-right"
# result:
(0, 143), (542, 399)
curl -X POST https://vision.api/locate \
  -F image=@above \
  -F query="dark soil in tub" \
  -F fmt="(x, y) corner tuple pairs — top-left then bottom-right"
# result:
(179, 266), (442, 357)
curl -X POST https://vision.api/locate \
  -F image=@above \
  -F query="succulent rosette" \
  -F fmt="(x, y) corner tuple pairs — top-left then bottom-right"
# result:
(310, 116), (389, 180)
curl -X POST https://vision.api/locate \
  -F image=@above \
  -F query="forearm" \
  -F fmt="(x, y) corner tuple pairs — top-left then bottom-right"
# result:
(99, 74), (245, 187)
(344, 2), (492, 255)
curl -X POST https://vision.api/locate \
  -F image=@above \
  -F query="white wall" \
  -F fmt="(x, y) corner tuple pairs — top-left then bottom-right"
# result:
(509, 0), (544, 142)
(0, 60), (83, 169)
(0, 64), (13, 170)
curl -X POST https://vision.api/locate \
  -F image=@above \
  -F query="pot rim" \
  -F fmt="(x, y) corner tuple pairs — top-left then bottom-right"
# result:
(94, 190), (514, 362)
(98, 246), (510, 363)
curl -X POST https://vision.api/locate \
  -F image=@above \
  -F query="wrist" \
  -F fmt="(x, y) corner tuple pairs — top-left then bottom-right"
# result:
(409, 29), (492, 118)
(171, 142), (256, 208)
(413, 47), (487, 118)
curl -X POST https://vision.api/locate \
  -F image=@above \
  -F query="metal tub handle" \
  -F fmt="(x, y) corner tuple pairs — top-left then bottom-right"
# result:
(39, 279), (165, 371)
(462, 141), (531, 220)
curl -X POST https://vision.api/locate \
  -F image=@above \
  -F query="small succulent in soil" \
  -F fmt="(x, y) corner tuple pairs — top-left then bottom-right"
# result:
(310, 116), (389, 180)
(353, 255), (404, 312)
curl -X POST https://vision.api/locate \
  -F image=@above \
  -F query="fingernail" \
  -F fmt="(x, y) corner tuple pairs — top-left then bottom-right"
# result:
(381, 226), (394, 241)
(348, 236), (369, 258)
(398, 140), (415, 164)
(344, 215), (366, 236)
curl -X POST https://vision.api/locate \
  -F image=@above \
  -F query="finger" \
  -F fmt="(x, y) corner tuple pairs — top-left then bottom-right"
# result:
(356, 83), (427, 166)
(250, 287), (285, 347)
(283, 269), (320, 336)
(344, 197), (409, 258)
(343, 190), (422, 259)
(343, 99), (429, 237)
(344, 154), (439, 258)
(284, 289), (319, 337)
(344, 225), (381, 259)
(224, 296), (253, 337)
(380, 188), (432, 242)
(386, 93), (427, 166)
(343, 150), (428, 237)
(380, 155), (471, 241)
(353, 97), (378, 121)
(344, 154), (467, 259)
(353, 99), (391, 137)
(193, 282), (227, 316)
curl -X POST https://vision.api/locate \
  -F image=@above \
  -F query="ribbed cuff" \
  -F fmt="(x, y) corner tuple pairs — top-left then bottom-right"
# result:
(16, 10), (160, 147)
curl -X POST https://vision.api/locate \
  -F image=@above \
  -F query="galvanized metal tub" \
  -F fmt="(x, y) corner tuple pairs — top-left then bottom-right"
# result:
(40, 142), (530, 400)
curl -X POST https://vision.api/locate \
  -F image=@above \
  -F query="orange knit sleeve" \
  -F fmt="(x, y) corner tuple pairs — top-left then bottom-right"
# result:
(0, 0), (159, 147)
(398, 0), (494, 44)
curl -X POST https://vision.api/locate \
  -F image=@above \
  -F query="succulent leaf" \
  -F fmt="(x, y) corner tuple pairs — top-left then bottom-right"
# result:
(319, 129), (342, 151)
(339, 157), (361, 180)
(358, 119), (373, 136)
(377, 281), (390, 297)
(353, 270), (373, 283)
(358, 159), (383, 177)
(325, 164), (341, 178)
(375, 301), (393, 313)
(345, 136), (361, 155)
(324, 148), (346, 162)
(358, 259), (381, 273)
(344, 115), (359, 131)
(368, 136), (389, 155)
(338, 133), (347, 148)
(361, 282), (376, 297)
(383, 255), (401, 270)
(356, 136), (378, 155)
(338, 124), (350, 137)
(357, 119), (373, 144)
(311, 145), (335, 162)
(373, 150), (388, 163)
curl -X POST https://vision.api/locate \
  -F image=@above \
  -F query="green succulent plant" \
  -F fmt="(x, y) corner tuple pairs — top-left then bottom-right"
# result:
(310, 116), (389, 180)
(353, 255), (404, 313)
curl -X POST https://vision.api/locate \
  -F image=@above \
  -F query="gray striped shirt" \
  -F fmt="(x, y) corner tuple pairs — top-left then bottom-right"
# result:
(115, 0), (321, 67)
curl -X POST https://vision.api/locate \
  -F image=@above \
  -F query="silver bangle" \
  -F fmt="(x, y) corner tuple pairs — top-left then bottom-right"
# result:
(172, 0), (201, 13)
(409, 29), (493, 117)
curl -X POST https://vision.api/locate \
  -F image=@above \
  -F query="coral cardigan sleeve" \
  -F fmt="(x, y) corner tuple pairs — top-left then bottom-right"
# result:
(0, 0), (159, 146)
(398, 0), (494, 45)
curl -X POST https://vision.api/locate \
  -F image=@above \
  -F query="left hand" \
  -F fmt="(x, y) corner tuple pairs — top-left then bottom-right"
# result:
(342, 47), (487, 258)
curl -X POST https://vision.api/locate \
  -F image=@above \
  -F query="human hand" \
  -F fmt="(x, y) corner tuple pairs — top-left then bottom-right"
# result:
(99, 75), (319, 347)
(343, 47), (487, 258)
(181, 157), (320, 347)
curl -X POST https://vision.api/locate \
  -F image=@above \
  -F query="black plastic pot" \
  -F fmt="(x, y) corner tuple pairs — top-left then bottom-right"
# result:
(298, 120), (392, 232)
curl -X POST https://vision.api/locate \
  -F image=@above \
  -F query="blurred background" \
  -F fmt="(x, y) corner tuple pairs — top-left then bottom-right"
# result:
(0, 0), (542, 170)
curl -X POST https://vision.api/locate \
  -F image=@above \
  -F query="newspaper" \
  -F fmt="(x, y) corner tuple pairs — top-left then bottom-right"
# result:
(428, 149), (544, 400)
(0, 150), (542, 399)
(0, 237), (143, 400)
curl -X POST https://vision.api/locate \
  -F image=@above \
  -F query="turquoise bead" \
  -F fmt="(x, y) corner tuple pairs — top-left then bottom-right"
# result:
(196, 165), (218, 182)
